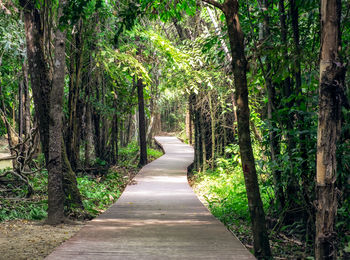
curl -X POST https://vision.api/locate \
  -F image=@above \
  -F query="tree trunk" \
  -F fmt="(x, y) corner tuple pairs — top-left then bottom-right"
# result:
(208, 91), (215, 169)
(199, 105), (206, 173)
(137, 78), (147, 167)
(18, 80), (24, 140)
(47, 2), (67, 224)
(67, 20), (84, 170)
(279, 0), (300, 217)
(62, 139), (83, 209)
(112, 99), (119, 164)
(21, 0), (82, 224)
(290, 0), (312, 211)
(262, 0), (285, 211)
(84, 85), (94, 167)
(202, 0), (272, 257)
(22, 60), (31, 137)
(21, 0), (66, 224)
(188, 96), (193, 145)
(316, 0), (344, 258)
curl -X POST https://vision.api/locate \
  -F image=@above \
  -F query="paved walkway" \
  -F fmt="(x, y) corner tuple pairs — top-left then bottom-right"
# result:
(47, 136), (255, 259)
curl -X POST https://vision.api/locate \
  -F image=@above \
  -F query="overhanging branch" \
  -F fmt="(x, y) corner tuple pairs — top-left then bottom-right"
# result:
(202, 0), (224, 11)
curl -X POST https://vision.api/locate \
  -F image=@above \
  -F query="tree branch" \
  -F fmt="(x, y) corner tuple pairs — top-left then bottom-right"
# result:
(202, 0), (224, 11)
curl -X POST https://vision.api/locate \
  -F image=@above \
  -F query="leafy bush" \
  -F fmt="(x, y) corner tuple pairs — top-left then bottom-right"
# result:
(0, 142), (163, 222)
(77, 171), (125, 216)
(193, 152), (272, 223)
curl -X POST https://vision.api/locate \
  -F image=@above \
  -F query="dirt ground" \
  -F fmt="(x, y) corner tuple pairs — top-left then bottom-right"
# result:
(0, 219), (84, 259)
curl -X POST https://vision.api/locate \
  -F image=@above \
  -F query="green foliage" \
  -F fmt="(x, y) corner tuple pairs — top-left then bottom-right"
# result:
(118, 141), (163, 168)
(0, 199), (47, 221)
(147, 147), (163, 160)
(77, 171), (125, 216)
(193, 148), (272, 223)
(98, 46), (152, 86)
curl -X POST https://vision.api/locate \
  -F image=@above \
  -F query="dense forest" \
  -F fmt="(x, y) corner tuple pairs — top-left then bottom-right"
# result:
(0, 0), (349, 259)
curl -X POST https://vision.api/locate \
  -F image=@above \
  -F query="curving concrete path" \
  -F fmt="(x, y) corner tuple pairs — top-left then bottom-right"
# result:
(46, 136), (255, 259)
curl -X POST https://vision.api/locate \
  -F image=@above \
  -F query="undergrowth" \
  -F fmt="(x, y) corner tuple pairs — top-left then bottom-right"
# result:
(191, 145), (309, 259)
(0, 142), (162, 222)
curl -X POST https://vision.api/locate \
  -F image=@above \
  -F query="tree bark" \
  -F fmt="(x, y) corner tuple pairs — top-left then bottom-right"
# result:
(67, 20), (84, 170)
(62, 139), (83, 209)
(20, 0), (66, 224)
(20, 0), (83, 224)
(137, 78), (147, 167)
(22, 60), (31, 137)
(279, 0), (300, 217)
(208, 91), (215, 169)
(262, 0), (285, 211)
(316, 0), (344, 258)
(199, 105), (207, 173)
(84, 83), (94, 167)
(202, 0), (272, 257)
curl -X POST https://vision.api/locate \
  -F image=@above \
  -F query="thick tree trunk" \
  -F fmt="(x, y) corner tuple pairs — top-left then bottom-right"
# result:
(47, 3), (66, 225)
(21, 0), (82, 224)
(137, 78), (147, 167)
(21, 0), (66, 224)
(316, 0), (344, 258)
(202, 0), (272, 257)
(62, 139), (83, 209)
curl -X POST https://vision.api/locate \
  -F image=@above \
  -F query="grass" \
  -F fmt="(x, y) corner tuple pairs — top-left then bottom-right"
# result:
(0, 141), (163, 222)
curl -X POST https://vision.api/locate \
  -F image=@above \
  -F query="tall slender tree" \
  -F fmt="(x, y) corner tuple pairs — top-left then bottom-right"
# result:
(137, 78), (148, 167)
(202, 0), (271, 258)
(316, 0), (346, 258)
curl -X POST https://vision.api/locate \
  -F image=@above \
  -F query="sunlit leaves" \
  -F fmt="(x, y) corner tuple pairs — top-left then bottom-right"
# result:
(98, 46), (152, 86)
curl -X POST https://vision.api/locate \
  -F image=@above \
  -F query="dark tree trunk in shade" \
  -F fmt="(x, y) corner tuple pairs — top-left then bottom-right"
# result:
(290, 0), (312, 211)
(278, 0), (299, 215)
(262, 0), (285, 211)
(20, 0), (83, 224)
(22, 60), (31, 137)
(316, 0), (345, 258)
(62, 140), (83, 209)
(67, 20), (84, 170)
(202, 0), (271, 257)
(20, 0), (66, 224)
(18, 80), (23, 139)
(137, 78), (147, 167)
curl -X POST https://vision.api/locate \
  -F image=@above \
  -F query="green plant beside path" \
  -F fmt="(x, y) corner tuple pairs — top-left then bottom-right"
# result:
(0, 143), (163, 222)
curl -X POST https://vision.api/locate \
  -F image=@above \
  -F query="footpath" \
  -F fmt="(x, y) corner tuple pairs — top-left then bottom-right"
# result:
(46, 136), (255, 259)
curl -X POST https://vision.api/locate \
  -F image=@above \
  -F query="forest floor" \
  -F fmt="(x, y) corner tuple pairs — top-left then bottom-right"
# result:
(0, 140), (163, 259)
(0, 219), (84, 259)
